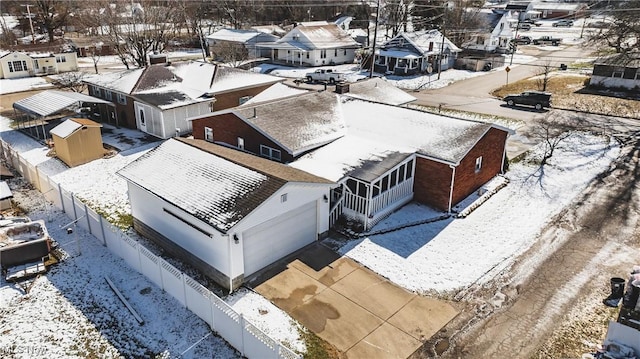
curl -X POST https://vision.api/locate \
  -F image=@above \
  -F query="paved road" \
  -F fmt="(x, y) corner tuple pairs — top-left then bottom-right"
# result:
(409, 44), (594, 121)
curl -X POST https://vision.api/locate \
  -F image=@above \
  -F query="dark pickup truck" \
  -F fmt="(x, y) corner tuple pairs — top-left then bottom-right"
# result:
(503, 91), (552, 110)
(533, 36), (562, 46)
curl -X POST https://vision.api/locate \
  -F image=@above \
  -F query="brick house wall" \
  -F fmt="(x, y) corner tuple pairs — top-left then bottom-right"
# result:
(211, 84), (277, 111)
(192, 113), (294, 163)
(413, 127), (507, 211)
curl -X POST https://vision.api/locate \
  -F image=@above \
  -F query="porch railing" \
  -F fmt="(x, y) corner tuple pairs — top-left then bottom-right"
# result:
(370, 179), (414, 215)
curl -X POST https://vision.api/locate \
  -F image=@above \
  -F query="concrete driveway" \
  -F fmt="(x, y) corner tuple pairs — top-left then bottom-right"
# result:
(249, 243), (459, 358)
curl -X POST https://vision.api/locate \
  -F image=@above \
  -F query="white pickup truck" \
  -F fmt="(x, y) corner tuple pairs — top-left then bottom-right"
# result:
(305, 69), (347, 84)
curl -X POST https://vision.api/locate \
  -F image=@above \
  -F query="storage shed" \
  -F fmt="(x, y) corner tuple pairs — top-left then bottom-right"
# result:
(50, 118), (104, 167)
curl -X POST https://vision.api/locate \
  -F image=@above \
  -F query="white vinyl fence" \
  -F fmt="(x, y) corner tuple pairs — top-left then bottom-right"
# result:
(0, 139), (300, 359)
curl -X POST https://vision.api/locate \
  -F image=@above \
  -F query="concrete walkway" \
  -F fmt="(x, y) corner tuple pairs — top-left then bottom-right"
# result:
(250, 244), (459, 358)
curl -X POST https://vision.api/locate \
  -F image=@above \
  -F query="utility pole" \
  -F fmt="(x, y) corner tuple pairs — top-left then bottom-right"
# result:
(510, 15), (521, 66)
(21, 4), (36, 44)
(369, 0), (380, 78)
(437, 4), (447, 80)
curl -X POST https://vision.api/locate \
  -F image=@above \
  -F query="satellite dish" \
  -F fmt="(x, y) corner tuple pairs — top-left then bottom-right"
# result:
(426, 65), (433, 74)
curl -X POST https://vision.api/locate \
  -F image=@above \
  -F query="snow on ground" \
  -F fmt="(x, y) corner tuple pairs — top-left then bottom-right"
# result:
(0, 194), (239, 359)
(332, 133), (620, 294)
(0, 77), (53, 95)
(0, 117), (306, 357)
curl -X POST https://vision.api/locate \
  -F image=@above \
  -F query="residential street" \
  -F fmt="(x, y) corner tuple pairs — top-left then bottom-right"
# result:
(409, 44), (594, 121)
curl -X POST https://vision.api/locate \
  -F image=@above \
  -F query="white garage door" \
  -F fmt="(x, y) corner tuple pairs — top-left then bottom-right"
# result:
(243, 201), (317, 276)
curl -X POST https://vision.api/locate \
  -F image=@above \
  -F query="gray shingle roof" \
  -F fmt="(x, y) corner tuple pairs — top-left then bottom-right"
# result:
(232, 91), (345, 156)
(118, 138), (332, 233)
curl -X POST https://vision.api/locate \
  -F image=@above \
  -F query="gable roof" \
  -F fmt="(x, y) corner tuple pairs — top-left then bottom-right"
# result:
(117, 138), (332, 233)
(263, 23), (360, 51)
(594, 52), (640, 68)
(381, 30), (461, 56)
(206, 28), (265, 43)
(241, 83), (309, 105)
(83, 61), (284, 109)
(342, 78), (416, 106)
(290, 99), (508, 182)
(216, 91), (345, 156)
(50, 118), (102, 139)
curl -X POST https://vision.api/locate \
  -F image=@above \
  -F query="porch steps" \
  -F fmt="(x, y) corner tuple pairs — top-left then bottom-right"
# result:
(338, 213), (452, 239)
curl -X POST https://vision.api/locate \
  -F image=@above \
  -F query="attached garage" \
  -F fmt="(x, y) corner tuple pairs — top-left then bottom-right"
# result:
(118, 138), (334, 291)
(243, 201), (317, 276)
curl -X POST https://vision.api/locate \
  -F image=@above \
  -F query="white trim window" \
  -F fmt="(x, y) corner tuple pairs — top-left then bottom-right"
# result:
(260, 145), (282, 161)
(56, 55), (66, 63)
(104, 90), (112, 101)
(238, 95), (252, 105)
(117, 93), (127, 105)
(475, 156), (483, 173)
(204, 127), (213, 142)
(281, 193), (288, 203)
(612, 67), (624, 78)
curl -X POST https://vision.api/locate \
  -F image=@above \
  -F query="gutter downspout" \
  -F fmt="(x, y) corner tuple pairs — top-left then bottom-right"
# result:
(448, 165), (456, 213)
(227, 234), (233, 293)
(501, 134), (508, 174)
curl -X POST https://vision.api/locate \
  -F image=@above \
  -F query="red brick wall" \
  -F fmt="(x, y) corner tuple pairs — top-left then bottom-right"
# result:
(413, 127), (507, 211)
(450, 127), (507, 206)
(192, 113), (293, 162)
(413, 158), (453, 211)
(211, 84), (276, 112)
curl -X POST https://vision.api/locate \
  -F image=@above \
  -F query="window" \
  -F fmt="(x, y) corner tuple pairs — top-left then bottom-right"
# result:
(56, 55), (66, 63)
(104, 90), (112, 101)
(429, 42), (434, 51)
(9, 60), (26, 72)
(475, 156), (483, 172)
(139, 108), (145, 125)
(117, 93), (127, 105)
(344, 49), (347, 56)
(372, 181), (380, 197)
(636, 69), (640, 81)
(34, 60), (39, 69)
(237, 137), (244, 149)
(390, 169), (398, 187)
(306, 52), (309, 59)
(405, 161), (413, 180)
(209, 101), (215, 112)
(281, 193), (287, 203)
(334, 49), (338, 57)
(260, 145), (281, 161)
(320, 49), (327, 59)
(613, 67), (624, 78)
(93, 86), (102, 97)
(238, 95), (252, 105)
(204, 127), (213, 142)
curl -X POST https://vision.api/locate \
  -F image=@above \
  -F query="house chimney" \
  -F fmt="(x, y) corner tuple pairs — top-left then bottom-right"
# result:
(335, 82), (350, 94)
(149, 52), (168, 65)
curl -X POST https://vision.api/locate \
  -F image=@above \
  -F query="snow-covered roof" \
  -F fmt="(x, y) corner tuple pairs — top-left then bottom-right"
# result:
(290, 99), (501, 182)
(241, 83), (309, 105)
(266, 23), (360, 51)
(50, 118), (102, 139)
(594, 52), (640, 67)
(0, 181), (11, 200)
(206, 29), (264, 43)
(12, 90), (113, 117)
(231, 91), (345, 156)
(117, 138), (332, 233)
(342, 78), (416, 106)
(531, 2), (585, 11)
(84, 61), (283, 109)
(395, 30), (462, 54)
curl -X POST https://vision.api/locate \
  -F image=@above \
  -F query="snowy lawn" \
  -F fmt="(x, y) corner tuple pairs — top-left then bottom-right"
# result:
(330, 133), (620, 295)
(0, 77), (54, 95)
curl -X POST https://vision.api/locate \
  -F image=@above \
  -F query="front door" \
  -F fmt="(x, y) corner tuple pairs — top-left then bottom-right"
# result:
(137, 106), (147, 132)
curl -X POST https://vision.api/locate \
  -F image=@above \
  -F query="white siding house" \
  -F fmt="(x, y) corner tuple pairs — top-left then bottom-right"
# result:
(590, 53), (640, 90)
(462, 10), (515, 53)
(118, 138), (334, 290)
(0, 51), (78, 79)
(0, 52), (33, 79)
(257, 23), (361, 66)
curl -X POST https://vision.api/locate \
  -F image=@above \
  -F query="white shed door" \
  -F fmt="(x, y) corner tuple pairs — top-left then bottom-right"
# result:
(243, 201), (317, 276)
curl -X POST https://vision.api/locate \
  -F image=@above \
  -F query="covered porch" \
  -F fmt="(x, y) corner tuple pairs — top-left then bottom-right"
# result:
(330, 154), (416, 231)
(374, 50), (436, 76)
(258, 42), (311, 66)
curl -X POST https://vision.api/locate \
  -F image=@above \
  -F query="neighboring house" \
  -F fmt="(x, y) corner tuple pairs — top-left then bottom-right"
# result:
(339, 77), (417, 106)
(206, 29), (279, 61)
(190, 91), (345, 163)
(0, 50), (78, 79)
(333, 15), (353, 31)
(83, 59), (284, 138)
(590, 53), (640, 91)
(0, 181), (12, 211)
(49, 118), (104, 167)
(117, 137), (334, 290)
(462, 10), (514, 53)
(251, 24), (287, 36)
(256, 23), (361, 66)
(290, 99), (511, 230)
(374, 30), (461, 76)
(531, 2), (587, 19)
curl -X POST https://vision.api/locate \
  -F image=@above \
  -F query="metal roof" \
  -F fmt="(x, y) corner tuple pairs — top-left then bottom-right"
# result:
(0, 181), (12, 200)
(13, 90), (113, 117)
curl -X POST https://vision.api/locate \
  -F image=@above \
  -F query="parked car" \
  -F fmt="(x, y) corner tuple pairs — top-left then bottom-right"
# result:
(503, 91), (552, 110)
(517, 23), (532, 31)
(553, 19), (574, 27)
(522, 19), (542, 26)
(511, 36), (532, 45)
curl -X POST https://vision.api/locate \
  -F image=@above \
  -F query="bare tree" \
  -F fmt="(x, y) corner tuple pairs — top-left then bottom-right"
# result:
(535, 61), (553, 92)
(586, 0), (640, 54)
(525, 112), (582, 165)
(34, 0), (74, 42)
(51, 71), (87, 93)
(211, 41), (249, 67)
